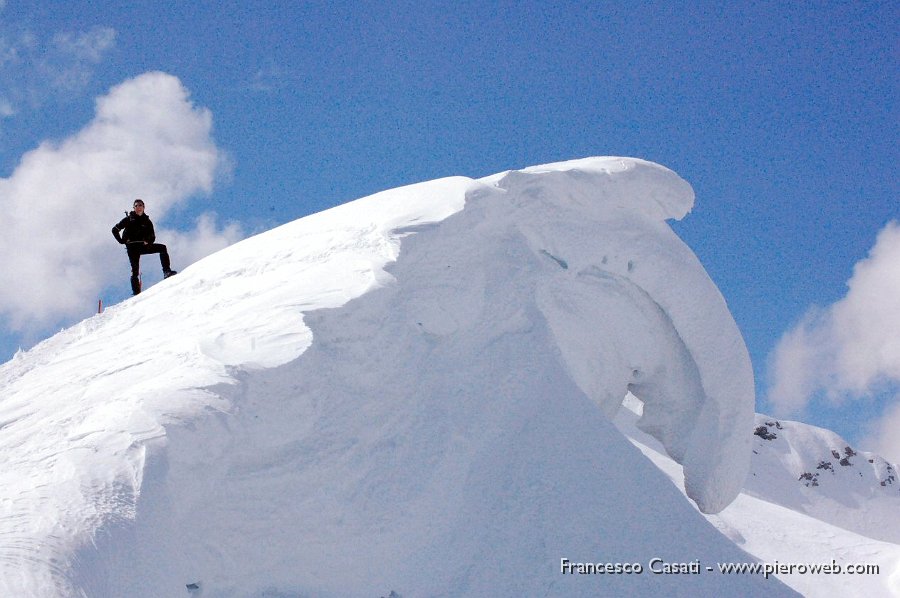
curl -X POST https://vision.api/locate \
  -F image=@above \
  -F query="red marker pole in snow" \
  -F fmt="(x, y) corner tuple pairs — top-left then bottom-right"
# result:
(98, 299), (103, 314)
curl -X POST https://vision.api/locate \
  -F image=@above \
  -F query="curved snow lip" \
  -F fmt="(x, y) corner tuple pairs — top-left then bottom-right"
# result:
(481, 156), (694, 221)
(487, 158), (753, 513)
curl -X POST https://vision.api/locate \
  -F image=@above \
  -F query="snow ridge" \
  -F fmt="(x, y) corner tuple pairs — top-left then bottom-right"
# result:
(1, 158), (770, 596)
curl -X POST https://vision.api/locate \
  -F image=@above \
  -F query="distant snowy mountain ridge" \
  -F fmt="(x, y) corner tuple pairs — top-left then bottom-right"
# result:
(752, 416), (897, 493)
(615, 396), (900, 597)
(746, 413), (900, 545)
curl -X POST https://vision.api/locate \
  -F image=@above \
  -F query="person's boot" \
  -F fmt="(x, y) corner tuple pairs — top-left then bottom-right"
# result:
(163, 269), (177, 279)
(130, 275), (141, 295)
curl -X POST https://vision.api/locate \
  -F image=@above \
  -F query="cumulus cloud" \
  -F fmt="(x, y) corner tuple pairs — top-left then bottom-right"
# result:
(767, 221), (900, 463)
(160, 213), (244, 267)
(0, 71), (241, 329)
(864, 400), (900, 468)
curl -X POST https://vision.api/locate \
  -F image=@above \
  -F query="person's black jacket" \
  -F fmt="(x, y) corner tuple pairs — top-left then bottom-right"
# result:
(112, 212), (156, 244)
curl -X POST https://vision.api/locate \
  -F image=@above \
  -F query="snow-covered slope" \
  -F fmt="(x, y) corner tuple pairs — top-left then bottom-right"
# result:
(747, 415), (900, 544)
(1, 157), (791, 596)
(615, 396), (900, 597)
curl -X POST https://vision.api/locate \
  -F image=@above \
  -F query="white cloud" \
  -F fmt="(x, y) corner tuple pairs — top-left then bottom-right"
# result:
(43, 27), (116, 92)
(863, 399), (900, 467)
(160, 213), (244, 268)
(766, 312), (828, 412)
(53, 27), (116, 62)
(767, 221), (900, 462)
(0, 72), (241, 330)
(0, 24), (116, 116)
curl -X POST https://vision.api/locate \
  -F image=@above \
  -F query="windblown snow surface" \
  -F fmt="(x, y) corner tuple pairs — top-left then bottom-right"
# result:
(2, 157), (801, 596)
(615, 396), (900, 598)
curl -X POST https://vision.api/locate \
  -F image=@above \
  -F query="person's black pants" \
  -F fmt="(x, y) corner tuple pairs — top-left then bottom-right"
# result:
(126, 243), (171, 294)
(126, 242), (171, 278)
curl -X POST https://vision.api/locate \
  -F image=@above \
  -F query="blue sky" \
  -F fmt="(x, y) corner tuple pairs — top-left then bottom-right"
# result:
(1, 1), (897, 458)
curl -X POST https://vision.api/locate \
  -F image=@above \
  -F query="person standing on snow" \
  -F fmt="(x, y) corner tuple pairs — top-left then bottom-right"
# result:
(111, 199), (177, 295)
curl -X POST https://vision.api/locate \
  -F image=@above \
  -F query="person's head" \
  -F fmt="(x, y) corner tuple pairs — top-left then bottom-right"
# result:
(133, 199), (145, 214)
